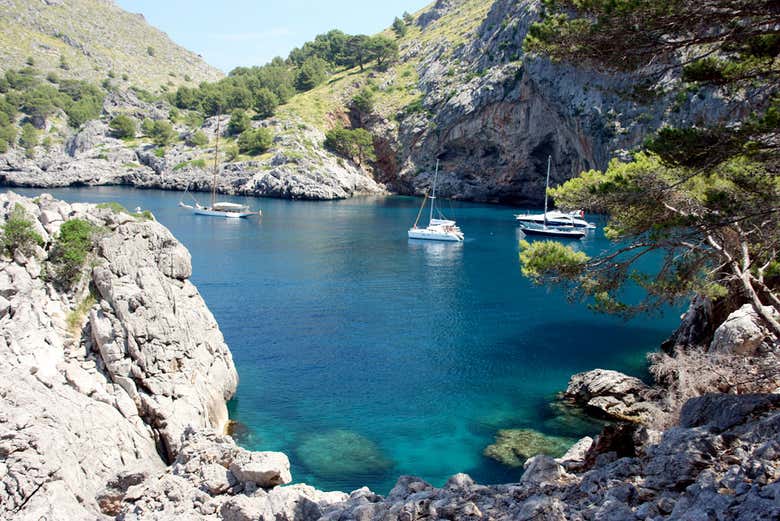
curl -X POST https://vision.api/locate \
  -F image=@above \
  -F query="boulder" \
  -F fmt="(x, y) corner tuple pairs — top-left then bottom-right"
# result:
(229, 451), (292, 488)
(563, 369), (659, 423)
(520, 455), (567, 485)
(709, 304), (774, 355)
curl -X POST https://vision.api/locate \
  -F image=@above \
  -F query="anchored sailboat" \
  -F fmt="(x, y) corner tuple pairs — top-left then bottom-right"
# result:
(408, 160), (464, 242)
(179, 115), (261, 218)
(517, 156), (587, 239)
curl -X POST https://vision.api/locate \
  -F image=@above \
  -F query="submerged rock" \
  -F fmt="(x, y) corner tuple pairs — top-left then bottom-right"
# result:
(483, 428), (576, 467)
(296, 430), (393, 479)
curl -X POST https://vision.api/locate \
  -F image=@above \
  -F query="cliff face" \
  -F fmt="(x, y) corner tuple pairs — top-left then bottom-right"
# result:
(0, 0), (740, 203)
(381, 0), (739, 204)
(0, 192), (237, 518)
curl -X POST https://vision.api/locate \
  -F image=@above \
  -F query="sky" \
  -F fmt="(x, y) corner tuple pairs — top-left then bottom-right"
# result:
(116, 1), (430, 73)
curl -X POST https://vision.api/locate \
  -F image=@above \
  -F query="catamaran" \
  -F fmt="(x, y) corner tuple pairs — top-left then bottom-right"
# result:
(179, 115), (261, 219)
(408, 160), (464, 242)
(517, 156), (587, 239)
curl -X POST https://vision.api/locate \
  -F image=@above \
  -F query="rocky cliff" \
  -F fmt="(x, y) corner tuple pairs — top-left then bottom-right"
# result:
(0, 0), (741, 203)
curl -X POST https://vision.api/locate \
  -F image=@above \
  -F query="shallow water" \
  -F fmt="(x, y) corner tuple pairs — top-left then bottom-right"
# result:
(5, 186), (679, 493)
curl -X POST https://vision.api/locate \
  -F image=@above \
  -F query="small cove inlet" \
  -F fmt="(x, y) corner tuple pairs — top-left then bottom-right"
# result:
(3, 186), (680, 494)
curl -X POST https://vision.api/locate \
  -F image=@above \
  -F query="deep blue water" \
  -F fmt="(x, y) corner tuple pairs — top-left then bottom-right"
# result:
(4, 186), (679, 493)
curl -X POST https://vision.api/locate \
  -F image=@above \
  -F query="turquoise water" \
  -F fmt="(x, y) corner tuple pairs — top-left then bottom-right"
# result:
(4, 186), (679, 493)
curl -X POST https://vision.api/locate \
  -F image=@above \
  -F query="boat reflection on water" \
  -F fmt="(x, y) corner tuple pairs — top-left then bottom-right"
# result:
(408, 237), (464, 265)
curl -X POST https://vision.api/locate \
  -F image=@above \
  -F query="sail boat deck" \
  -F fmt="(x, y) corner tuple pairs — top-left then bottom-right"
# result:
(408, 160), (464, 242)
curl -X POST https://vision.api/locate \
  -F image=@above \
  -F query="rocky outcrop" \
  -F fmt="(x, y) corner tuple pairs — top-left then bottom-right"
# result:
(1, 115), (386, 201)
(563, 369), (662, 423)
(710, 304), (778, 356)
(0, 192), (298, 519)
(321, 394), (780, 520)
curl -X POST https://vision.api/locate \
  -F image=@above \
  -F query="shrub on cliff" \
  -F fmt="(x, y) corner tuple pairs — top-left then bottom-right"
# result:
(1, 203), (43, 257)
(237, 127), (273, 155)
(187, 129), (208, 147)
(149, 120), (177, 147)
(228, 110), (250, 136)
(109, 114), (137, 139)
(19, 123), (37, 158)
(50, 219), (97, 289)
(324, 128), (376, 165)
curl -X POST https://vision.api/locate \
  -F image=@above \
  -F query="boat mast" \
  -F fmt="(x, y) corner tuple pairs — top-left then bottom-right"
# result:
(211, 109), (221, 209)
(543, 155), (551, 226)
(429, 159), (439, 225)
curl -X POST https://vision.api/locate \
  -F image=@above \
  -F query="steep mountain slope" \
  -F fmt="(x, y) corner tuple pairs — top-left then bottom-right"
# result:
(276, 0), (738, 204)
(0, 0), (222, 91)
(0, 0), (739, 204)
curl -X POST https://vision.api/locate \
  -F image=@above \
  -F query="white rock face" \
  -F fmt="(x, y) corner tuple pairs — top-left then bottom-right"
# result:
(0, 192), (238, 518)
(710, 304), (775, 355)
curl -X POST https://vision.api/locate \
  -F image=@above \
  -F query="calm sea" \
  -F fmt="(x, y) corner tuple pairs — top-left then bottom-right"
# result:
(4, 186), (679, 493)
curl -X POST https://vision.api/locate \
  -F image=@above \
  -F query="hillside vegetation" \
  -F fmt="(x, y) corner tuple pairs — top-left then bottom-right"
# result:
(0, 0), (222, 92)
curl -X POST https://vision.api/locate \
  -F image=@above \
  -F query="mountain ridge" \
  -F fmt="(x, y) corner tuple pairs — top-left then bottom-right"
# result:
(0, 0), (222, 92)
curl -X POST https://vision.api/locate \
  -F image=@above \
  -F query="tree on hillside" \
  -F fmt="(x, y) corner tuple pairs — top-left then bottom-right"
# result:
(519, 0), (780, 336)
(109, 114), (136, 138)
(403, 11), (414, 25)
(228, 109), (250, 136)
(368, 36), (399, 70)
(348, 35), (372, 72)
(19, 123), (37, 158)
(324, 128), (376, 165)
(237, 127), (273, 155)
(149, 120), (176, 147)
(295, 57), (329, 91)
(253, 88), (279, 119)
(393, 17), (408, 38)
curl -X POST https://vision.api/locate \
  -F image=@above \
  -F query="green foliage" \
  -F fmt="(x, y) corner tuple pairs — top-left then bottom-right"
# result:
(109, 114), (137, 138)
(351, 87), (375, 114)
(224, 143), (239, 162)
(140, 118), (155, 136)
(402, 11), (414, 25)
(19, 123), (37, 157)
(518, 240), (589, 282)
(147, 46), (155, 57)
(149, 119), (176, 146)
(173, 158), (207, 170)
(59, 54), (70, 70)
(367, 35), (399, 70)
(228, 109), (250, 135)
(392, 17), (408, 38)
(50, 219), (97, 289)
(253, 88), (279, 119)
(237, 127), (273, 155)
(1, 204), (43, 257)
(187, 129), (208, 147)
(295, 57), (329, 91)
(96, 202), (128, 214)
(324, 128), (376, 164)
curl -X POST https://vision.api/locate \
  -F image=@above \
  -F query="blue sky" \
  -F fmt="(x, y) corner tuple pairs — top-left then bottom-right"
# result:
(116, 1), (429, 73)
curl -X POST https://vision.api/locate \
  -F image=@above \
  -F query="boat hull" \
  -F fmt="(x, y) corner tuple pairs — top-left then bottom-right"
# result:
(515, 212), (594, 229)
(519, 226), (586, 239)
(408, 228), (463, 242)
(193, 208), (257, 218)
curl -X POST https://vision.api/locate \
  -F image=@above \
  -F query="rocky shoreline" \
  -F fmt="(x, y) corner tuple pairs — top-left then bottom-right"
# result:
(1, 192), (779, 520)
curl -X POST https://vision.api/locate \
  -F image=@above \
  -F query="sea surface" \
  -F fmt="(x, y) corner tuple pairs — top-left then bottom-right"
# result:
(4, 186), (680, 493)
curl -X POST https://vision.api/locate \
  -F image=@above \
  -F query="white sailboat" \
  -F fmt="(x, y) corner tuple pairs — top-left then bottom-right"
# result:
(408, 160), (464, 242)
(178, 115), (261, 219)
(515, 156), (595, 230)
(517, 156), (587, 239)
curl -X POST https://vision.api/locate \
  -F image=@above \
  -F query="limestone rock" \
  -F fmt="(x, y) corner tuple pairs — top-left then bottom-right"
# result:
(563, 369), (659, 423)
(710, 304), (775, 355)
(229, 451), (292, 488)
